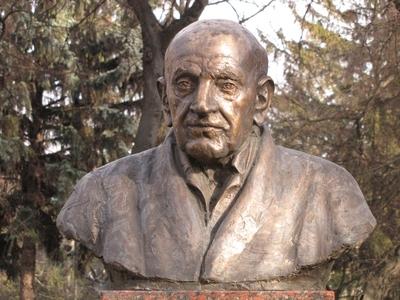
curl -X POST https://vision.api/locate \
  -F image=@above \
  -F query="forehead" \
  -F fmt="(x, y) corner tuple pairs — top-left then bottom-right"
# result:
(165, 34), (255, 79)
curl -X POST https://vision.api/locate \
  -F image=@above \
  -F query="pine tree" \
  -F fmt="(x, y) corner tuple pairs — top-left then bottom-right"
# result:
(0, 1), (141, 298)
(0, 0), (210, 298)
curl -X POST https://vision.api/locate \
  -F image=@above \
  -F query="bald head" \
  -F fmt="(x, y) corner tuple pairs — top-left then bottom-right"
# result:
(165, 20), (269, 80)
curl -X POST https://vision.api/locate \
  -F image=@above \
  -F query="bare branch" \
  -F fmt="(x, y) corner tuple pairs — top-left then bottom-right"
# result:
(126, 0), (161, 30)
(182, 0), (209, 21)
(70, 0), (107, 30)
(239, 0), (276, 24)
(299, 0), (314, 44)
(226, 1), (240, 22)
(184, 0), (192, 11)
(208, 0), (228, 5)
(110, 98), (143, 110)
(159, 1), (174, 26)
(177, 0), (185, 15)
(162, 0), (209, 48)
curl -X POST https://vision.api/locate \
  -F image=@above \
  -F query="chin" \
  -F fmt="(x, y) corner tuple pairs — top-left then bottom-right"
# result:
(184, 139), (229, 163)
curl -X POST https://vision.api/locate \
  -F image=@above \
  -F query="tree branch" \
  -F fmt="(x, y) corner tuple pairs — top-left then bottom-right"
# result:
(110, 98), (143, 110)
(126, 0), (161, 31)
(226, 1), (240, 21)
(70, 0), (107, 30)
(209, 0), (228, 6)
(162, 0), (209, 50)
(0, 7), (28, 40)
(239, 0), (276, 24)
(299, 0), (314, 44)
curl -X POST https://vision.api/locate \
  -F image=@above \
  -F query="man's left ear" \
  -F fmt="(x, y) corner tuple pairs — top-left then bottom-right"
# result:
(157, 76), (172, 127)
(254, 75), (275, 126)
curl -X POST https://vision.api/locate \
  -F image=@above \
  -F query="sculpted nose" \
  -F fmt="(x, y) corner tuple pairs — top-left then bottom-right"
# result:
(190, 79), (217, 114)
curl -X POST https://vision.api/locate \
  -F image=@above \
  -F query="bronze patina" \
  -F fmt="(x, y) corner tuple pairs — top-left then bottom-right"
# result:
(57, 20), (376, 290)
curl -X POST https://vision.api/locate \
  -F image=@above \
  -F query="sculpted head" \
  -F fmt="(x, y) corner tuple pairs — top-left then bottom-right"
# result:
(159, 19), (274, 164)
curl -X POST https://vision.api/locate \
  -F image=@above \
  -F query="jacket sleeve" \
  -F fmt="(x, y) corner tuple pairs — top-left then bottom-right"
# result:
(298, 164), (376, 266)
(56, 172), (106, 256)
(330, 166), (376, 248)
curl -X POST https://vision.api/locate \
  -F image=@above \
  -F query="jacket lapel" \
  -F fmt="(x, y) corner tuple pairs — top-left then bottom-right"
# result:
(140, 134), (208, 281)
(202, 128), (277, 281)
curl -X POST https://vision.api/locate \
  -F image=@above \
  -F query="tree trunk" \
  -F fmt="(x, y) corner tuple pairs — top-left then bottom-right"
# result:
(128, 0), (209, 153)
(19, 236), (36, 300)
(133, 34), (164, 153)
(19, 83), (44, 300)
(128, 0), (164, 153)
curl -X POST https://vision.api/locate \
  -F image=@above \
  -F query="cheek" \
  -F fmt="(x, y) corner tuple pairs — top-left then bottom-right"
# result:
(236, 89), (256, 118)
(229, 100), (255, 137)
(220, 95), (255, 127)
(217, 97), (236, 124)
(168, 95), (191, 124)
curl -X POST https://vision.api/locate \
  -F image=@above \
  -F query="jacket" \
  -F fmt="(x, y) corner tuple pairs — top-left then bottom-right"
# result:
(57, 127), (376, 287)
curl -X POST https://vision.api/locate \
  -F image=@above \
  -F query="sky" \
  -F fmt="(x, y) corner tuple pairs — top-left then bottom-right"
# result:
(154, 1), (320, 84)
(199, 0), (308, 85)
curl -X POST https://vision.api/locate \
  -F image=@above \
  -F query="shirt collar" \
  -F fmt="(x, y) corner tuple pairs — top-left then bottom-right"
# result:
(231, 126), (260, 175)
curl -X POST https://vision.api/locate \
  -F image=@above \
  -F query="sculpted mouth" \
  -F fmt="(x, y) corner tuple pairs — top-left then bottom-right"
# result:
(186, 123), (225, 130)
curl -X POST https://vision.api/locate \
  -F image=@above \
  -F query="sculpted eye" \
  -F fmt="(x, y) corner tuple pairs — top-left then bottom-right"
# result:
(175, 78), (195, 94)
(217, 80), (238, 94)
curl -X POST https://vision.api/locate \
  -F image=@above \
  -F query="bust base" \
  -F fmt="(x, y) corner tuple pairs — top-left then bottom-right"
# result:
(100, 290), (335, 299)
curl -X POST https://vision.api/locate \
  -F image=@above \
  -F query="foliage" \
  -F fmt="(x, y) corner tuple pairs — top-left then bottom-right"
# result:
(0, 0), (209, 297)
(0, 0), (399, 298)
(0, 257), (99, 300)
(267, 0), (400, 298)
(0, 0), (142, 295)
(0, 271), (19, 299)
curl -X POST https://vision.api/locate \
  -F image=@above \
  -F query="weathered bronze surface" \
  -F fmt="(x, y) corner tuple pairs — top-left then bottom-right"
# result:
(57, 20), (376, 290)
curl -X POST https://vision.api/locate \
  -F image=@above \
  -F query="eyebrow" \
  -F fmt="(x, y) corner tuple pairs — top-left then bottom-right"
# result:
(212, 68), (244, 84)
(173, 67), (197, 77)
(172, 66), (201, 80)
(171, 60), (245, 83)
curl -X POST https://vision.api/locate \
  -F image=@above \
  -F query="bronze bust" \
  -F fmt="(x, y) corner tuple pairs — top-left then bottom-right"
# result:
(57, 20), (376, 290)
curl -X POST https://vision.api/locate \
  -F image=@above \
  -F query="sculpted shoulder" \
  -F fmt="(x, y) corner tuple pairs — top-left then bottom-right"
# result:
(275, 145), (376, 256)
(56, 143), (166, 254)
(276, 145), (361, 189)
(90, 144), (163, 183)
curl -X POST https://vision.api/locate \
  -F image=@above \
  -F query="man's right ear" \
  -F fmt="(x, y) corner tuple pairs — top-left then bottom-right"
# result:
(157, 76), (172, 127)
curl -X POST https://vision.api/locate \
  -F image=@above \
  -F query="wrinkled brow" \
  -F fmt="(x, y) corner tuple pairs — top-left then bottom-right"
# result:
(212, 69), (244, 83)
(172, 67), (201, 80)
